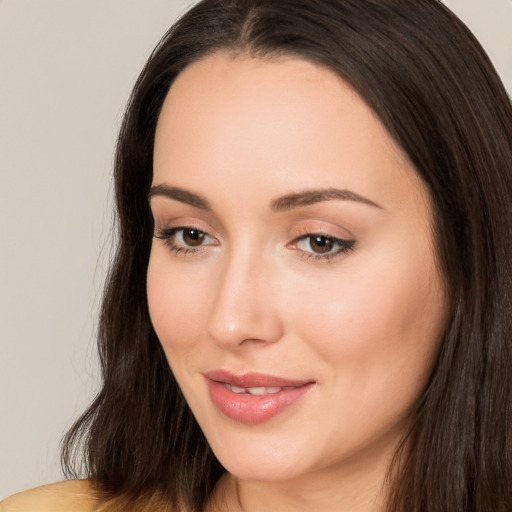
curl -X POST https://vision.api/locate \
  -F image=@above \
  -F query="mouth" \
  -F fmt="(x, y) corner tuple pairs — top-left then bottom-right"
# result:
(220, 383), (298, 396)
(204, 370), (316, 424)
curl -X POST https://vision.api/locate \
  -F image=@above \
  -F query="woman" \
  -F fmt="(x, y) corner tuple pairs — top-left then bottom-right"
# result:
(3, 0), (512, 510)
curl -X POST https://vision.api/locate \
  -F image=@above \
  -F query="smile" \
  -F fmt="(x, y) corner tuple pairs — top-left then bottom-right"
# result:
(222, 383), (298, 395)
(204, 370), (315, 424)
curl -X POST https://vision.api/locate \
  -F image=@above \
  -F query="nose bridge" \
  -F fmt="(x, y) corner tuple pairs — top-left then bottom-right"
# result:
(206, 241), (283, 348)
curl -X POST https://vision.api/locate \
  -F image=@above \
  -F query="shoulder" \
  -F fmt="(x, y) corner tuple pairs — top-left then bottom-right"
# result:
(0, 480), (97, 512)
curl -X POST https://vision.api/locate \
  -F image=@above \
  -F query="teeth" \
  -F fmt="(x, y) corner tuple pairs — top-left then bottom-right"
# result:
(247, 387), (268, 396)
(262, 386), (282, 394)
(227, 385), (284, 395)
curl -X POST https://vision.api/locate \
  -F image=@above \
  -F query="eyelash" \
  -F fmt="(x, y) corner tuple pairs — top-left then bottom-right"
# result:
(291, 232), (355, 262)
(153, 227), (355, 262)
(154, 227), (214, 256)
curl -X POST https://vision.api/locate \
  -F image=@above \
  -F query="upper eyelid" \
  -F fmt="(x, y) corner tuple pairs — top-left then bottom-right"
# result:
(290, 215), (355, 236)
(150, 200), (356, 240)
(293, 233), (356, 257)
(154, 220), (216, 236)
(154, 226), (352, 241)
(291, 228), (353, 243)
(291, 233), (355, 248)
(155, 226), (213, 237)
(154, 226), (218, 247)
(149, 200), (217, 226)
(154, 223), (354, 246)
(294, 229), (348, 238)
(152, 213), (221, 233)
(155, 228), (354, 264)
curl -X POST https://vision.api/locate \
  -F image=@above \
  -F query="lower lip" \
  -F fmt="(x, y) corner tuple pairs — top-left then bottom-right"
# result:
(207, 379), (315, 424)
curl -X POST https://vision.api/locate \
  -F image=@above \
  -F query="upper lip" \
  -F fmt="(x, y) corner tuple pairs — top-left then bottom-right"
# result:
(204, 369), (313, 388)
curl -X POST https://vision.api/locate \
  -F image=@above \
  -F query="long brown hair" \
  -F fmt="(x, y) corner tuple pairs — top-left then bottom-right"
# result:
(62, 1), (512, 510)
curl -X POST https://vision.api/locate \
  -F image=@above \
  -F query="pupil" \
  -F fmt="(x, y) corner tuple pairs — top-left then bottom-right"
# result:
(183, 229), (205, 246)
(311, 236), (332, 254)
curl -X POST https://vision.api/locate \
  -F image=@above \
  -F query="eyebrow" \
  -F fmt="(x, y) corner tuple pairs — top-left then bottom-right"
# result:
(148, 184), (212, 210)
(148, 184), (382, 212)
(270, 188), (383, 211)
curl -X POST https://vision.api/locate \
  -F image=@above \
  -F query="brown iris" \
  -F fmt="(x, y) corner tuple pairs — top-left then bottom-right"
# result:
(183, 229), (205, 246)
(309, 235), (333, 254)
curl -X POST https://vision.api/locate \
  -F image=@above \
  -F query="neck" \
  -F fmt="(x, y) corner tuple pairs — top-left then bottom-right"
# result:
(208, 452), (393, 512)
(235, 464), (387, 512)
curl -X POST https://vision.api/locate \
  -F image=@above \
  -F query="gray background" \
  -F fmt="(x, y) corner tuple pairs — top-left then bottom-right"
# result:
(1, 0), (511, 501)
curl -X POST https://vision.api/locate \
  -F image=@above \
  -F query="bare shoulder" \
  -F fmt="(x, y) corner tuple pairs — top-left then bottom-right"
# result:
(0, 480), (97, 512)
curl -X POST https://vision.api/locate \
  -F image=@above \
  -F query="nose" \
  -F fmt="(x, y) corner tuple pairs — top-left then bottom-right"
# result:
(205, 247), (284, 349)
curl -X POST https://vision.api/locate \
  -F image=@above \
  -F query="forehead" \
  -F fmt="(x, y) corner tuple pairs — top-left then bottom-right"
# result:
(153, 53), (429, 219)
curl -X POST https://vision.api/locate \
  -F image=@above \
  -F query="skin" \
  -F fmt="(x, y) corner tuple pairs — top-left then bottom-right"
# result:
(147, 54), (448, 512)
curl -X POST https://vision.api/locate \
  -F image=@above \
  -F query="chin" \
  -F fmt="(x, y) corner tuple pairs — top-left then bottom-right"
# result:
(207, 431), (317, 482)
(221, 457), (308, 483)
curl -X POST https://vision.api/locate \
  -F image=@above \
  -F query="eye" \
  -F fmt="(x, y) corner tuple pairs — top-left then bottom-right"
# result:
(292, 233), (355, 261)
(176, 228), (208, 247)
(299, 235), (335, 254)
(154, 226), (217, 254)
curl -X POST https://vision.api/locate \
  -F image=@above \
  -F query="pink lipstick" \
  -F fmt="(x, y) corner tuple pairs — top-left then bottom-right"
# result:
(204, 370), (315, 424)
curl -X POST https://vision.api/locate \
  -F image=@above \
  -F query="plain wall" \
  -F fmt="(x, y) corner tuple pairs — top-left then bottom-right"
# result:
(1, 0), (511, 500)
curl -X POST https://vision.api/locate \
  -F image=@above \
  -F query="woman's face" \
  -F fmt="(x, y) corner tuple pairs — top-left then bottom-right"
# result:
(147, 54), (448, 483)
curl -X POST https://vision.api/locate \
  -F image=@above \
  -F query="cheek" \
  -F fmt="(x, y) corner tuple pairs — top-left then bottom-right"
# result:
(282, 256), (447, 460)
(287, 249), (446, 398)
(146, 249), (210, 354)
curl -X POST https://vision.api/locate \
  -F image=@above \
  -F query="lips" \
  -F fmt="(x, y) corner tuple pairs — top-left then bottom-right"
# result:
(204, 370), (315, 424)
